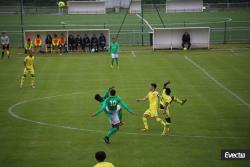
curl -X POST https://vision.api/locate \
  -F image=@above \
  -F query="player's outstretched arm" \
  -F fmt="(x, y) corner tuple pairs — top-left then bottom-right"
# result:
(163, 102), (169, 114)
(136, 96), (148, 102)
(119, 97), (133, 113)
(91, 101), (107, 117)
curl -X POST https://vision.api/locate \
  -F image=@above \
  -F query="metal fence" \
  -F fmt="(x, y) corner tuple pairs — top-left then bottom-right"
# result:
(0, 2), (250, 47)
(1, 2), (250, 15)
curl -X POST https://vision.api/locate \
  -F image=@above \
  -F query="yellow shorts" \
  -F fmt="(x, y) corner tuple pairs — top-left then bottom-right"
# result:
(23, 68), (35, 75)
(144, 109), (158, 117)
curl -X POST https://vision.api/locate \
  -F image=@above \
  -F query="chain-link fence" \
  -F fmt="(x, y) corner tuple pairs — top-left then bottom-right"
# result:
(0, 3), (250, 47)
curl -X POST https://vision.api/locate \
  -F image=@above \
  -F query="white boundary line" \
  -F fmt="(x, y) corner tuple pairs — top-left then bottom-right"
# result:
(7, 89), (250, 140)
(184, 56), (250, 109)
(135, 14), (153, 31)
(131, 51), (136, 57)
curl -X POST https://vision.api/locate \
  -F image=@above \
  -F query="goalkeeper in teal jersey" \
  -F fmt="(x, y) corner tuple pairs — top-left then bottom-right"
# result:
(109, 37), (119, 69)
(94, 87), (123, 123)
(92, 88), (133, 144)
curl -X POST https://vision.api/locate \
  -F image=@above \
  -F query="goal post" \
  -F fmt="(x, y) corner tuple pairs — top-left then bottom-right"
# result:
(24, 29), (110, 51)
(166, 0), (203, 13)
(67, 0), (106, 14)
(153, 27), (210, 50)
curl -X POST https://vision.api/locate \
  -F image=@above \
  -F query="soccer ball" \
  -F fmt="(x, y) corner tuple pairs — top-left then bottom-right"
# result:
(91, 48), (95, 52)
(58, 1), (65, 8)
(183, 47), (187, 51)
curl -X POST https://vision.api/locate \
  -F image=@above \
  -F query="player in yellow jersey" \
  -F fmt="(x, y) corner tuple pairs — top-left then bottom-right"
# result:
(136, 83), (166, 134)
(160, 81), (187, 135)
(20, 51), (35, 88)
(93, 151), (115, 167)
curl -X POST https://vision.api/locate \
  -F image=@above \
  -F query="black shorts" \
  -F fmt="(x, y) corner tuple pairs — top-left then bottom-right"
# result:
(3, 44), (9, 50)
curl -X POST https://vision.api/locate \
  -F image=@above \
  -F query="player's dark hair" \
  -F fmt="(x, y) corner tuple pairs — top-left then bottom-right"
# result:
(110, 89), (116, 96)
(165, 88), (171, 95)
(151, 83), (157, 89)
(95, 151), (106, 162)
(94, 94), (103, 102)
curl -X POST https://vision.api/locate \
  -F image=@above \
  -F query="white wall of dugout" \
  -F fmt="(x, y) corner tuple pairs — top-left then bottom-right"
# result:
(24, 29), (110, 51)
(67, 1), (106, 14)
(129, 0), (141, 14)
(153, 27), (210, 50)
(166, 0), (203, 13)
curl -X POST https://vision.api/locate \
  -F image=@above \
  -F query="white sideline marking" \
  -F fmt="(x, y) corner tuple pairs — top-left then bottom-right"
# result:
(184, 56), (250, 109)
(131, 51), (136, 57)
(135, 14), (153, 31)
(7, 90), (250, 140)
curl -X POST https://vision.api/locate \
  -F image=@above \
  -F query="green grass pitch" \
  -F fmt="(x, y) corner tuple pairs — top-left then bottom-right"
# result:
(0, 47), (250, 167)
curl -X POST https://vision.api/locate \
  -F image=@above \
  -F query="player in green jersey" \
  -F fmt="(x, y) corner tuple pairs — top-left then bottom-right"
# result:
(94, 87), (123, 123)
(109, 37), (119, 69)
(92, 88), (133, 144)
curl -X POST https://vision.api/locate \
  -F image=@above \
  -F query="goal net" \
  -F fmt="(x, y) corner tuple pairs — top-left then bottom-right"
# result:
(153, 27), (210, 50)
(67, 0), (106, 14)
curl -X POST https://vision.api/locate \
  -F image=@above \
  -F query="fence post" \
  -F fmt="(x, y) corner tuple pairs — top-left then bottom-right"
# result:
(223, 21), (227, 44)
(141, 0), (144, 46)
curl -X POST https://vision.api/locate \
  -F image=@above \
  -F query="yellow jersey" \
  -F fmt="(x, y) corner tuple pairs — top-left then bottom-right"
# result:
(160, 89), (173, 111)
(94, 162), (115, 167)
(146, 91), (159, 110)
(24, 56), (34, 70)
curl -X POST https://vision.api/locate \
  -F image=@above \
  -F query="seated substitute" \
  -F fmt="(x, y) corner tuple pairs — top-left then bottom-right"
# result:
(45, 34), (52, 53)
(99, 33), (106, 51)
(93, 151), (114, 167)
(82, 34), (91, 52)
(25, 38), (33, 54)
(91, 34), (98, 52)
(34, 34), (42, 54)
(75, 34), (82, 51)
(59, 33), (67, 53)
(182, 32), (191, 50)
(68, 34), (75, 52)
(52, 34), (60, 53)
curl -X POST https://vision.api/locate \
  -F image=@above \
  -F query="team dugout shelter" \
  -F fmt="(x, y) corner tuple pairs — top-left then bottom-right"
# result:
(24, 29), (110, 52)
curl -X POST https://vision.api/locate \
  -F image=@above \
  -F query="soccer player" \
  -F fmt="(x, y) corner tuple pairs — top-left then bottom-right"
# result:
(83, 34), (91, 52)
(91, 34), (98, 52)
(52, 34), (60, 53)
(92, 88), (133, 144)
(68, 34), (75, 52)
(94, 87), (123, 124)
(45, 34), (52, 53)
(59, 33), (66, 53)
(109, 37), (119, 69)
(160, 81), (187, 135)
(93, 151), (115, 167)
(20, 51), (36, 88)
(25, 38), (33, 54)
(136, 83), (166, 134)
(75, 34), (82, 52)
(99, 33), (106, 51)
(1, 32), (10, 59)
(34, 34), (42, 54)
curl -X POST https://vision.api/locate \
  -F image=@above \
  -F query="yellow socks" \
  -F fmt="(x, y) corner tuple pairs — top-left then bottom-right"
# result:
(156, 117), (166, 126)
(142, 117), (149, 129)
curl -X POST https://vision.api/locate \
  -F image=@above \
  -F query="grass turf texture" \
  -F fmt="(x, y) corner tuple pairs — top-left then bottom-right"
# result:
(0, 47), (250, 167)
